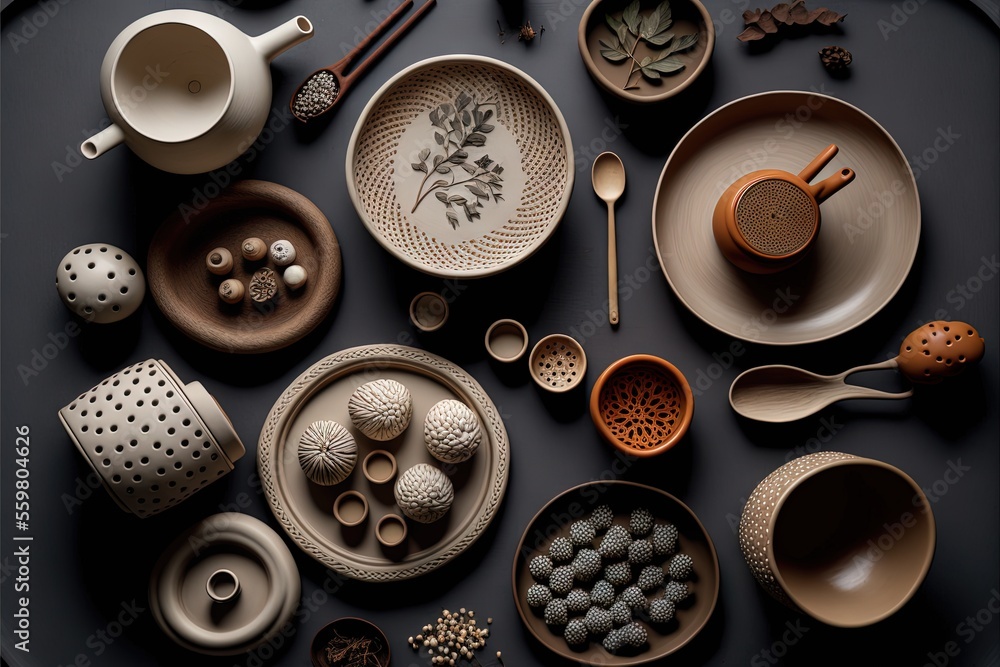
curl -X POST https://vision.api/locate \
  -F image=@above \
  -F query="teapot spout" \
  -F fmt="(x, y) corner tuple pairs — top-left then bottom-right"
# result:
(81, 124), (126, 160)
(252, 16), (313, 63)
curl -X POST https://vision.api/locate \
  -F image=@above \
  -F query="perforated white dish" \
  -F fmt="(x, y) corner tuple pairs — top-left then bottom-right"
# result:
(347, 55), (574, 279)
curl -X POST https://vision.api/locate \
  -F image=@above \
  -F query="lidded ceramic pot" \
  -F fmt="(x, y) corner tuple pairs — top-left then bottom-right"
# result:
(150, 513), (300, 655)
(739, 451), (935, 627)
(394, 463), (454, 524)
(423, 399), (482, 464)
(713, 144), (855, 273)
(55, 243), (145, 323)
(348, 379), (413, 441)
(81, 10), (313, 174)
(58, 359), (245, 518)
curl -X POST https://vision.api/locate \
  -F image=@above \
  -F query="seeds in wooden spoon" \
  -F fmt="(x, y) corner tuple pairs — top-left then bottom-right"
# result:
(293, 71), (339, 119)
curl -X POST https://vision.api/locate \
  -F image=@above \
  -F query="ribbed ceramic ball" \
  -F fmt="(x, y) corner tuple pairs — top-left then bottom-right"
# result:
(348, 379), (413, 441)
(297, 420), (357, 486)
(424, 399), (483, 463)
(394, 463), (454, 523)
(55, 243), (145, 323)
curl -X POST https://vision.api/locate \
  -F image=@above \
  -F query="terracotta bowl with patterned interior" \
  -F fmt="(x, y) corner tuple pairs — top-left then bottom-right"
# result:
(590, 354), (694, 457)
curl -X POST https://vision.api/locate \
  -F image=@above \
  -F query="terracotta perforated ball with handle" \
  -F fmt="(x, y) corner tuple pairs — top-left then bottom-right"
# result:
(896, 321), (985, 384)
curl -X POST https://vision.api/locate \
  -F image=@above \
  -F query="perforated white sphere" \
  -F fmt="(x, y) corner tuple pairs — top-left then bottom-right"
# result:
(297, 420), (357, 486)
(55, 243), (145, 323)
(348, 379), (413, 441)
(424, 399), (483, 463)
(394, 463), (454, 523)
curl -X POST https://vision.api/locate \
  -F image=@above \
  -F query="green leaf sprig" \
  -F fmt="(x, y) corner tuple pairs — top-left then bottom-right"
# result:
(599, 0), (699, 90)
(411, 92), (505, 229)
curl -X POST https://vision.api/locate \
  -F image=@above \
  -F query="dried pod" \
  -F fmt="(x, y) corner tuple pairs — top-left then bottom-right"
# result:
(394, 463), (454, 523)
(348, 379), (413, 441)
(896, 321), (985, 384)
(270, 239), (296, 266)
(218, 278), (245, 304)
(241, 237), (267, 261)
(206, 247), (233, 275)
(297, 420), (357, 486)
(424, 399), (483, 463)
(249, 267), (278, 303)
(819, 45), (852, 71)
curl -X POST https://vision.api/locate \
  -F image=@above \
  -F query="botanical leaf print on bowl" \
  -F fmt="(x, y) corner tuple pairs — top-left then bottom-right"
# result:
(410, 92), (505, 229)
(600, 0), (700, 89)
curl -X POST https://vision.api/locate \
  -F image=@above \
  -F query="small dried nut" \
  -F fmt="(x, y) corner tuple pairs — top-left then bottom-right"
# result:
(283, 264), (308, 289)
(218, 278), (244, 304)
(206, 247), (233, 275)
(270, 240), (296, 266)
(249, 267), (278, 303)
(241, 237), (267, 261)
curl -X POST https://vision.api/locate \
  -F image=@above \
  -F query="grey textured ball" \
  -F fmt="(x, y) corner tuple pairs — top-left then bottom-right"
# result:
(549, 566), (575, 595)
(549, 537), (574, 562)
(617, 585), (647, 611)
(529, 555), (553, 582)
(663, 580), (690, 603)
(590, 580), (615, 608)
(628, 539), (653, 565)
(584, 606), (613, 635)
(393, 463), (454, 523)
(590, 504), (615, 531)
(597, 525), (631, 559)
(652, 523), (679, 556)
(604, 561), (632, 587)
(423, 399), (482, 463)
(620, 622), (647, 647)
(636, 565), (665, 592)
(565, 588), (591, 613)
(668, 553), (694, 580)
(572, 548), (602, 582)
(609, 600), (632, 627)
(602, 628), (624, 652)
(629, 507), (654, 537)
(649, 597), (676, 624)
(569, 519), (596, 546)
(527, 584), (553, 608)
(544, 598), (568, 626)
(564, 619), (588, 645)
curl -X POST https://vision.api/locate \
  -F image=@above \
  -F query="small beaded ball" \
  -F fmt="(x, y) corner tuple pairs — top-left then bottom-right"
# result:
(218, 279), (245, 304)
(283, 264), (308, 290)
(55, 243), (145, 324)
(270, 239), (296, 266)
(527, 584), (553, 608)
(529, 555), (553, 582)
(297, 420), (357, 486)
(424, 399), (483, 463)
(241, 237), (267, 261)
(249, 267), (278, 303)
(206, 247), (233, 275)
(591, 505), (615, 531)
(668, 553), (694, 580)
(349, 379), (413, 441)
(394, 463), (454, 523)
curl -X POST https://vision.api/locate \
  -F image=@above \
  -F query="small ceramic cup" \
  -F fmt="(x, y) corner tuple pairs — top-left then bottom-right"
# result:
(333, 490), (369, 528)
(529, 334), (587, 393)
(409, 292), (449, 332)
(206, 568), (241, 604)
(58, 359), (245, 518)
(375, 514), (408, 549)
(362, 450), (398, 485)
(485, 319), (529, 363)
(739, 452), (935, 627)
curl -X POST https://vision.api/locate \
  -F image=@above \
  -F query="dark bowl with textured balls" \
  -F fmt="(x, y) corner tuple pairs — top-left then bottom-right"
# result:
(512, 481), (720, 666)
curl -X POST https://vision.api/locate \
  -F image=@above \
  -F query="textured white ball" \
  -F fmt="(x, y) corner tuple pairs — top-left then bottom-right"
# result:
(283, 264), (308, 289)
(297, 420), (357, 486)
(270, 240), (296, 266)
(424, 399), (483, 463)
(394, 463), (455, 523)
(348, 379), (413, 441)
(55, 243), (145, 323)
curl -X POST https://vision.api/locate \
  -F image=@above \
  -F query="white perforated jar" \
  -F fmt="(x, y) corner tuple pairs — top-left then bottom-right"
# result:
(58, 359), (245, 518)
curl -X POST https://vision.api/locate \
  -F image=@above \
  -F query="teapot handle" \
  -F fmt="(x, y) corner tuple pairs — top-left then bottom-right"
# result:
(797, 143), (839, 183)
(810, 167), (856, 205)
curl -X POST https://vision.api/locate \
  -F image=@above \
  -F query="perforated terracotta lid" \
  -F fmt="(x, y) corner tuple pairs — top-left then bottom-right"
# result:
(150, 513), (300, 656)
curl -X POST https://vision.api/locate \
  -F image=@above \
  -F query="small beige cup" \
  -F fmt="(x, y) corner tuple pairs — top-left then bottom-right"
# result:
(375, 514), (408, 548)
(362, 450), (398, 485)
(485, 319), (529, 363)
(333, 490), (369, 528)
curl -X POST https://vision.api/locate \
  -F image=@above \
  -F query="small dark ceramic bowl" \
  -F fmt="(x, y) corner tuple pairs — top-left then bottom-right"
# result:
(590, 354), (694, 457)
(578, 0), (715, 104)
(310, 617), (390, 667)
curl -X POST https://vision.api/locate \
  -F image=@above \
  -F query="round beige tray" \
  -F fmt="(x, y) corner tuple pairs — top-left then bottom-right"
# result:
(257, 345), (509, 581)
(652, 91), (920, 345)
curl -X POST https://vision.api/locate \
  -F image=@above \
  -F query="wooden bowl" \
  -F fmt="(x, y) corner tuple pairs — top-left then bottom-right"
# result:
(310, 617), (390, 667)
(512, 481), (720, 665)
(148, 180), (341, 354)
(590, 354), (693, 456)
(578, 0), (715, 104)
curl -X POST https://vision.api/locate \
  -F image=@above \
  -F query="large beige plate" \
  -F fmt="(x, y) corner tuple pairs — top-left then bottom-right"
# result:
(257, 345), (509, 581)
(653, 91), (920, 345)
(347, 55), (574, 279)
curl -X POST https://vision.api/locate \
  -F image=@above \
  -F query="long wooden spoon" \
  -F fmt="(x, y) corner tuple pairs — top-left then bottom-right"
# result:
(290, 0), (436, 122)
(592, 152), (626, 326)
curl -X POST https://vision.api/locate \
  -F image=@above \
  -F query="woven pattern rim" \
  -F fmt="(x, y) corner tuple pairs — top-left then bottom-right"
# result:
(257, 345), (509, 581)
(346, 55), (575, 279)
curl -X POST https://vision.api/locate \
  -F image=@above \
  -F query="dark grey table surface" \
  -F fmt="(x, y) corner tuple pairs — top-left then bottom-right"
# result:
(2, 1), (998, 666)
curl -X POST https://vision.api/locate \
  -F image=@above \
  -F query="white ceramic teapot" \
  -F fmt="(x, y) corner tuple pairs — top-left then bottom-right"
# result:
(81, 10), (313, 174)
